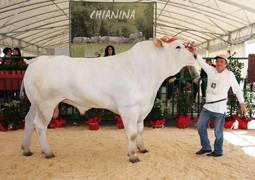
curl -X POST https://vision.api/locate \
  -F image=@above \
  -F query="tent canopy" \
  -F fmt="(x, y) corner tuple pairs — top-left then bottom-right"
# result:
(1, 0), (255, 54)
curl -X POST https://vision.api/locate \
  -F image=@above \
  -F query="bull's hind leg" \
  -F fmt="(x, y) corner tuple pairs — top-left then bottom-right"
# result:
(136, 120), (149, 154)
(35, 104), (56, 159)
(120, 105), (141, 163)
(36, 126), (55, 158)
(22, 106), (36, 156)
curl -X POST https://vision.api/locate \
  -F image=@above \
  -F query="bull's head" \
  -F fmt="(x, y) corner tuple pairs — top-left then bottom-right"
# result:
(153, 37), (196, 69)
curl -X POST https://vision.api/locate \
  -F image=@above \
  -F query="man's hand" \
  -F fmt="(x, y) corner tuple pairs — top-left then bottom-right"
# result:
(192, 77), (199, 84)
(185, 42), (197, 55)
(240, 103), (248, 115)
(168, 77), (176, 84)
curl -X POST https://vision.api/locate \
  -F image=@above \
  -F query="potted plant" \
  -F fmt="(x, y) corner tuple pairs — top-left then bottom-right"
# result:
(244, 82), (255, 118)
(0, 115), (7, 131)
(115, 114), (124, 129)
(86, 116), (100, 130)
(85, 109), (101, 130)
(148, 101), (166, 128)
(49, 117), (67, 128)
(176, 89), (192, 128)
(1, 100), (22, 130)
(224, 115), (235, 129)
(233, 115), (251, 129)
(227, 57), (244, 116)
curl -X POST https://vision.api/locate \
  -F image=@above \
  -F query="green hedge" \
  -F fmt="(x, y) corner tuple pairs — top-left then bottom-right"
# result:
(0, 64), (28, 71)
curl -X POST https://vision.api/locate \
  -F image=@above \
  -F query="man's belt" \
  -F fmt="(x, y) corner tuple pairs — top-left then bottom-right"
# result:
(205, 98), (227, 104)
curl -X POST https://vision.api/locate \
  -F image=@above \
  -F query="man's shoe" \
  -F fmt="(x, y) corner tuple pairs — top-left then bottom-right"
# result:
(206, 152), (223, 157)
(196, 149), (212, 155)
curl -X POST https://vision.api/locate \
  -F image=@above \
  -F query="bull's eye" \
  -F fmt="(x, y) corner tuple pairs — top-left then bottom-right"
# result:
(176, 46), (181, 49)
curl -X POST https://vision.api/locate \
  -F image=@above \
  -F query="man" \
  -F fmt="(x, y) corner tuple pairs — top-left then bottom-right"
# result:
(1, 47), (12, 64)
(189, 46), (247, 157)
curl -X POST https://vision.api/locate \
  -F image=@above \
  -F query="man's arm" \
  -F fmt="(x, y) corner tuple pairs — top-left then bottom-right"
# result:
(187, 45), (214, 75)
(195, 55), (215, 76)
(230, 72), (247, 114)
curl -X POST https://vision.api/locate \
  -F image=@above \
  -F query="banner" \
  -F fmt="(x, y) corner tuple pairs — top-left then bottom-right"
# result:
(248, 54), (255, 83)
(70, 1), (155, 57)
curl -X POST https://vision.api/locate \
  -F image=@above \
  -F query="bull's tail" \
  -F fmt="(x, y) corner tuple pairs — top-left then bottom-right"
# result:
(19, 80), (25, 100)
(20, 57), (40, 99)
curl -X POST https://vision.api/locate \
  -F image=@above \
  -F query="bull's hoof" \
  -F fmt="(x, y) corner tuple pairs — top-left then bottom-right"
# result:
(129, 156), (140, 163)
(139, 149), (149, 154)
(23, 151), (33, 156)
(45, 153), (55, 159)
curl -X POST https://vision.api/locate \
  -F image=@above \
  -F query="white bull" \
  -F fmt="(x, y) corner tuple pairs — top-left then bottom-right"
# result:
(21, 38), (195, 163)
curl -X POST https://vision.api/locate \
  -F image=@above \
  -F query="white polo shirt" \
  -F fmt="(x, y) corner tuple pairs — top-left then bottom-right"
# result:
(196, 55), (244, 114)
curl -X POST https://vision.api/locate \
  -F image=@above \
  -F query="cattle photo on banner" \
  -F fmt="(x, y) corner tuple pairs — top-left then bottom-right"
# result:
(70, 2), (155, 57)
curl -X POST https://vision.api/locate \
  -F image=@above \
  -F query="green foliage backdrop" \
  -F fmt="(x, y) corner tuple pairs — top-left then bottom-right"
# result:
(71, 43), (135, 57)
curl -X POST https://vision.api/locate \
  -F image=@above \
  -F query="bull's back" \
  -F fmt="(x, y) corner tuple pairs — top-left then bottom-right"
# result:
(24, 55), (137, 104)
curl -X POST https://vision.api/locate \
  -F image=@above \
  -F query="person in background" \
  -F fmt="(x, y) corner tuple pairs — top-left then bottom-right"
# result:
(1, 47), (12, 65)
(200, 59), (215, 100)
(12, 48), (24, 64)
(166, 73), (180, 100)
(104, 45), (115, 57)
(95, 52), (101, 57)
(179, 66), (200, 101)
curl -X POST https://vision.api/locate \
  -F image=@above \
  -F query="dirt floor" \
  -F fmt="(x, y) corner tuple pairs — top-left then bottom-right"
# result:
(0, 126), (255, 180)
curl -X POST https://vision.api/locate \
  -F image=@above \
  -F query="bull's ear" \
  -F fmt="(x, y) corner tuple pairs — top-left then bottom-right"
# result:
(153, 39), (163, 48)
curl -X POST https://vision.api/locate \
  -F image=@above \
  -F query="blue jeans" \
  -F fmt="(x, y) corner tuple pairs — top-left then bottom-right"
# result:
(198, 108), (225, 154)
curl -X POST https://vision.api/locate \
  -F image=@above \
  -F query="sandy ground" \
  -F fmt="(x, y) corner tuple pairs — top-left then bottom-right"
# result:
(0, 127), (255, 180)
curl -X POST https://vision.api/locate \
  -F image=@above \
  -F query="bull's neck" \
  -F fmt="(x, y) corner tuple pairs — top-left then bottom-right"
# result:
(132, 51), (177, 93)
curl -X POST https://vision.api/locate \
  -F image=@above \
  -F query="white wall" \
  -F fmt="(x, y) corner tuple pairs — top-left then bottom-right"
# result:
(207, 43), (245, 57)
(54, 48), (70, 56)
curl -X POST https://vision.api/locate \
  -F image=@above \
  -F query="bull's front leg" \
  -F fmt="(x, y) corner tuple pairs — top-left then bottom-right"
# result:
(121, 106), (141, 163)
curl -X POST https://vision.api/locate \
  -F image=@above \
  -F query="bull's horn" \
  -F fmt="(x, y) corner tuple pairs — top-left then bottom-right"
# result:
(160, 37), (177, 43)
(153, 39), (163, 48)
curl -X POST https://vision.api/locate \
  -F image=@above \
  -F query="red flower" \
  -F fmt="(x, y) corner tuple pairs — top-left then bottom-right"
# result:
(86, 116), (101, 125)
(115, 115), (124, 129)
(208, 120), (214, 128)
(234, 115), (251, 129)
(191, 117), (199, 123)
(0, 122), (8, 132)
(85, 116), (101, 130)
(151, 119), (166, 128)
(177, 115), (190, 128)
(87, 121), (100, 130)
(224, 121), (235, 129)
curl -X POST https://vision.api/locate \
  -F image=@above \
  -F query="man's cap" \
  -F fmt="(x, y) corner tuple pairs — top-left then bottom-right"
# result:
(215, 54), (229, 63)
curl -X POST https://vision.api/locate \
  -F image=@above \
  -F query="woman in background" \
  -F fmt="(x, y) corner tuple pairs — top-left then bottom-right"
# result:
(104, 45), (115, 57)
(12, 48), (24, 64)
